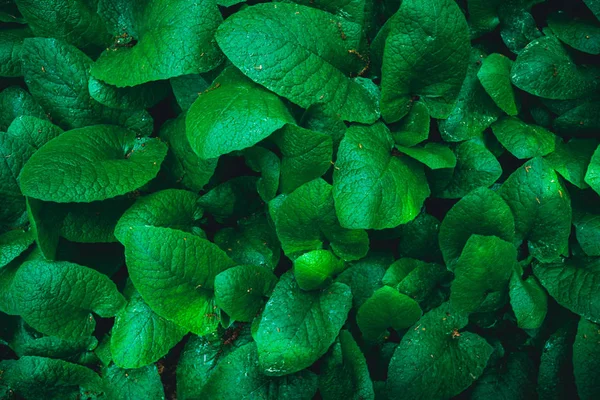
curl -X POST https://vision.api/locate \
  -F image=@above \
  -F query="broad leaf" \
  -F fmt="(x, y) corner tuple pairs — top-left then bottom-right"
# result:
(333, 123), (430, 229)
(11, 260), (125, 339)
(20, 125), (167, 203)
(381, 0), (470, 122)
(93, 0), (223, 86)
(254, 272), (352, 376)
(123, 226), (235, 335)
(215, 3), (379, 123)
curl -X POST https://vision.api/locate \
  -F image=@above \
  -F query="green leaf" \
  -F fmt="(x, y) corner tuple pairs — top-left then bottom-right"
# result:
(573, 318), (600, 400)
(243, 146), (281, 202)
(548, 12), (600, 55)
(357, 286), (422, 342)
(92, 0), (223, 86)
(383, 258), (451, 307)
(584, 0), (600, 21)
(123, 226), (235, 335)
(537, 324), (578, 400)
(11, 259), (125, 339)
(176, 326), (254, 400)
(293, 250), (345, 290)
(20, 125), (167, 203)
(88, 77), (169, 110)
(477, 53), (519, 116)
(115, 189), (202, 243)
(0, 28), (31, 77)
(509, 271), (548, 329)
(26, 198), (65, 260)
(511, 35), (600, 100)
(14, 0), (110, 49)
(499, 157), (571, 262)
(270, 178), (369, 261)
(545, 138), (596, 189)
(395, 143), (457, 170)
(491, 117), (556, 159)
(470, 352), (537, 400)
(438, 48), (502, 142)
(0, 229), (33, 269)
(467, 0), (502, 38)
(499, 7), (542, 54)
(170, 73), (215, 112)
(6, 319), (98, 363)
(0, 132), (35, 228)
(159, 114), (217, 192)
(429, 138), (502, 199)
(387, 302), (493, 400)
(0, 86), (47, 131)
(186, 67), (294, 159)
(214, 265), (277, 322)
(333, 122), (430, 229)
(214, 213), (281, 271)
(198, 176), (263, 223)
(534, 257), (600, 323)
(61, 198), (132, 243)
(102, 364), (165, 400)
(439, 187), (515, 268)
(390, 101), (430, 147)
(335, 253), (391, 309)
(450, 235), (516, 314)
(319, 330), (375, 400)
(7, 116), (63, 150)
(215, 3), (379, 123)
(111, 283), (187, 369)
(574, 212), (600, 256)
(22, 38), (153, 132)
(380, 0), (470, 122)
(202, 342), (318, 399)
(273, 124), (333, 194)
(0, 356), (102, 400)
(255, 272), (352, 376)
(397, 212), (443, 263)
(553, 101), (600, 136)
(585, 144), (600, 195)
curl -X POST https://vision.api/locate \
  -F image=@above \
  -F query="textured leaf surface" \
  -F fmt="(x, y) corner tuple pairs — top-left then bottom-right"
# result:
(102, 364), (164, 400)
(319, 330), (374, 400)
(274, 124), (333, 194)
(11, 260), (125, 339)
(357, 286), (422, 342)
(450, 235), (516, 314)
(93, 0), (223, 86)
(545, 138), (596, 189)
(499, 157), (571, 262)
(381, 0), (470, 122)
(573, 318), (600, 400)
(477, 53), (518, 115)
(115, 189), (202, 243)
(534, 258), (600, 323)
(214, 265), (277, 322)
(215, 3), (379, 123)
(202, 342), (318, 400)
(14, 0), (110, 49)
(159, 114), (217, 192)
(22, 38), (152, 131)
(492, 117), (555, 159)
(387, 303), (493, 399)
(333, 123), (429, 229)
(123, 226), (235, 335)
(511, 36), (600, 100)
(509, 272), (548, 329)
(270, 178), (369, 261)
(111, 283), (187, 369)
(255, 272), (352, 376)
(293, 250), (345, 291)
(20, 125), (166, 203)
(0, 356), (102, 400)
(186, 67), (294, 159)
(439, 187), (515, 268)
